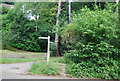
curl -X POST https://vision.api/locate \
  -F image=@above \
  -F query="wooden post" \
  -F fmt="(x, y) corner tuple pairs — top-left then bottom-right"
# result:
(116, 0), (119, 4)
(47, 36), (50, 64)
(38, 36), (50, 64)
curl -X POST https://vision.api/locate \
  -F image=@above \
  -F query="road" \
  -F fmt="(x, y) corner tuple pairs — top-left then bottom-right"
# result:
(0, 62), (76, 79)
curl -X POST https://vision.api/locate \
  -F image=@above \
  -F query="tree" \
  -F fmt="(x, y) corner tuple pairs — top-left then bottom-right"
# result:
(55, 0), (61, 56)
(14, 2), (51, 32)
(1, 7), (15, 49)
(7, 2), (58, 52)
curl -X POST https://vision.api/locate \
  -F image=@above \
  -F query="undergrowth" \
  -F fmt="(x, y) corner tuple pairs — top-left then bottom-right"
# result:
(29, 61), (60, 76)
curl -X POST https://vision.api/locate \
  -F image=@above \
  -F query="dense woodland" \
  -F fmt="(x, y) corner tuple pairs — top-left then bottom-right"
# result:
(1, 2), (120, 79)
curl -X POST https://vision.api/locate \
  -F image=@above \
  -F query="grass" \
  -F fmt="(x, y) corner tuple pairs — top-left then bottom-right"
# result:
(48, 57), (64, 63)
(0, 49), (64, 64)
(0, 49), (47, 64)
(0, 49), (63, 76)
(0, 43), (2, 49)
(1, 57), (63, 76)
(0, 58), (43, 64)
(29, 57), (63, 76)
(29, 61), (60, 76)
(0, 49), (46, 58)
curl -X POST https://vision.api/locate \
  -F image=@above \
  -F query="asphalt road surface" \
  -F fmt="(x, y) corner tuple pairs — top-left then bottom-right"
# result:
(0, 62), (75, 79)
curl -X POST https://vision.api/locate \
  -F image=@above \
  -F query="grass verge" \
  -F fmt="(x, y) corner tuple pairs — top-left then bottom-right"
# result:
(29, 58), (61, 76)
(0, 49), (46, 58)
(0, 58), (43, 64)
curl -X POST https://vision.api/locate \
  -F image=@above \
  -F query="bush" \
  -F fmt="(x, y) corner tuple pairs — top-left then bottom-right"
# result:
(61, 3), (119, 49)
(66, 62), (119, 79)
(61, 3), (120, 79)
(11, 39), (41, 52)
(50, 44), (56, 57)
(4, 45), (17, 51)
(65, 42), (120, 79)
(65, 42), (120, 63)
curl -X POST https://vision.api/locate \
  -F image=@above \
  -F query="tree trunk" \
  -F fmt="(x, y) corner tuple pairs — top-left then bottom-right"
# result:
(67, 0), (71, 24)
(35, 13), (39, 32)
(55, 0), (61, 56)
(35, 21), (38, 32)
(116, 0), (119, 13)
(66, 0), (71, 50)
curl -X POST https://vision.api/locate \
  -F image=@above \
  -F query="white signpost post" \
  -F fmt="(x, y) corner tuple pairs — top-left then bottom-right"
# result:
(38, 36), (50, 64)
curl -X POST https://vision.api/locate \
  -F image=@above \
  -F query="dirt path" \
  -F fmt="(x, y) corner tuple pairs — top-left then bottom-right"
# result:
(1, 62), (77, 79)
(59, 63), (67, 77)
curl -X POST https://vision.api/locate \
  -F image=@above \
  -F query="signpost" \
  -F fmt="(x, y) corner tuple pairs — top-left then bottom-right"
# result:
(38, 36), (50, 64)
(38, 37), (48, 39)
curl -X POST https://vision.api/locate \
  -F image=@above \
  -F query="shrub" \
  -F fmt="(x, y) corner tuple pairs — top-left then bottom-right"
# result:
(11, 39), (41, 52)
(61, 3), (120, 79)
(66, 62), (119, 79)
(4, 45), (17, 51)
(64, 42), (120, 80)
(61, 3), (119, 50)
(50, 44), (56, 57)
(65, 42), (120, 63)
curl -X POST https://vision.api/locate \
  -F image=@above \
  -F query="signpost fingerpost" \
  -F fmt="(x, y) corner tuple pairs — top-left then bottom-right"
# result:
(38, 36), (50, 64)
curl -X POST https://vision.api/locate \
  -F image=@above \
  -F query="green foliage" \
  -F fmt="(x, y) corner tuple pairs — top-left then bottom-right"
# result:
(66, 61), (119, 79)
(65, 42), (120, 79)
(50, 44), (56, 57)
(7, 2), (57, 52)
(65, 42), (119, 63)
(61, 3), (120, 79)
(65, 43), (120, 79)
(0, 2), (57, 51)
(1, 8), (16, 49)
(71, 2), (95, 12)
(55, 57), (66, 63)
(1, 6), (10, 14)
(29, 61), (60, 75)
(4, 45), (17, 51)
(0, 43), (2, 49)
(61, 4), (119, 48)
